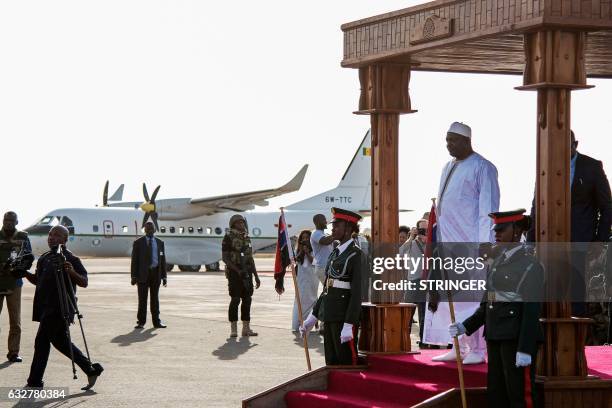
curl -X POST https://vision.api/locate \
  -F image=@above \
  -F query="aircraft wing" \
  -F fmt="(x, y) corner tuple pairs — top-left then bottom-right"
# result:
(189, 164), (308, 212)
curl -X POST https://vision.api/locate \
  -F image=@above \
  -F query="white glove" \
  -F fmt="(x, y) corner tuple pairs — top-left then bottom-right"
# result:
(448, 322), (466, 337)
(299, 314), (317, 337)
(340, 323), (354, 344)
(516, 352), (532, 367)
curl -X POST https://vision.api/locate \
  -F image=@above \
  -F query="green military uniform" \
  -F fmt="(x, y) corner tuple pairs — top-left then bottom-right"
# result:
(463, 244), (544, 408)
(222, 227), (256, 322)
(0, 229), (29, 294)
(313, 239), (362, 365)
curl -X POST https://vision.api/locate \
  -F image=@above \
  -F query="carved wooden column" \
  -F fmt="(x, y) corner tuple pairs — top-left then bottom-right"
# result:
(517, 30), (593, 379)
(356, 63), (417, 353)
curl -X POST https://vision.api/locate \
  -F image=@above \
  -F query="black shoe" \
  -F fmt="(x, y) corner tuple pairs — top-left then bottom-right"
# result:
(81, 363), (104, 391)
(153, 322), (167, 328)
(8, 354), (22, 363)
(26, 382), (44, 388)
(134, 323), (144, 329)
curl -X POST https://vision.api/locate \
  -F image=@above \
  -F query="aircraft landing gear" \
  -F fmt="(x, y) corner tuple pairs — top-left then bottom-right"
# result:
(178, 265), (201, 272)
(205, 262), (220, 272)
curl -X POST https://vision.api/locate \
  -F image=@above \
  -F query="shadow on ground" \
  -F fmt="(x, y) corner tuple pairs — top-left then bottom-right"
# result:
(212, 337), (258, 360)
(293, 333), (325, 356)
(110, 328), (157, 347)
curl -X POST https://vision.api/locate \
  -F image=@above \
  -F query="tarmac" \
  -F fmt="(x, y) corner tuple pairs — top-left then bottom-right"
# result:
(0, 256), (331, 407)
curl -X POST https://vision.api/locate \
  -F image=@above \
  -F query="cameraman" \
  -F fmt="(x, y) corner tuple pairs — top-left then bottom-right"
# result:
(0, 211), (32, 363)
(22, 225), (103, 389)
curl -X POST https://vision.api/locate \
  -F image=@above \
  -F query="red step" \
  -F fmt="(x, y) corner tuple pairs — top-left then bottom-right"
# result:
(327, 370), (449, 406)
(285, 389), (407, 408)
(367, 354), (487, 388)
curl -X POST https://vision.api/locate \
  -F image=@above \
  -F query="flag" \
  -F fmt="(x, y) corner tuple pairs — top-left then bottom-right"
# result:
(423, 201), (437, 279)
(274, 212), (293, 288)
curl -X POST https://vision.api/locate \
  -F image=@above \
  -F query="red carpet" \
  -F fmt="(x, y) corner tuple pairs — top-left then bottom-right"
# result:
(285, 346), (612, 407)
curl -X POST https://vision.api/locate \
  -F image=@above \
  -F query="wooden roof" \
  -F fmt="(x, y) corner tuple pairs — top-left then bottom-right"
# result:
(341, 0), (612, 78)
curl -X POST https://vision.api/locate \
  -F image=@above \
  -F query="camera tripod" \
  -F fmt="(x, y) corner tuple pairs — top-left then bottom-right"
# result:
(53, 245), (101, 390)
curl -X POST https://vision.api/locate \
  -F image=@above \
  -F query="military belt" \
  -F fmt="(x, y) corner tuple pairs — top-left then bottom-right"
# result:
(487, 290), (523, 304)
(326, 278), (351, 290)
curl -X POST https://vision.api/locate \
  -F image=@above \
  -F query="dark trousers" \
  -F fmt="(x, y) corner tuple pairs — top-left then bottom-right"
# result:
(487, 340), (537, 408)
(417, 302), (426, 342)
(27, 314), (92, 387)
(228, 296), (251, 322)
(137, 268), (161, 324)
(228, 274), (253, 322)
(323, 321), (359, 366)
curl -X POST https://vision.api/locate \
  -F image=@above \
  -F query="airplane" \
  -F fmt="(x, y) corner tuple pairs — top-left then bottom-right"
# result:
(25, 131), (372, 272)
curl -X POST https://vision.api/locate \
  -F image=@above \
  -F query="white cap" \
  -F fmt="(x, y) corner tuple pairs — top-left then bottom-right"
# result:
(447, 122), (471, 138)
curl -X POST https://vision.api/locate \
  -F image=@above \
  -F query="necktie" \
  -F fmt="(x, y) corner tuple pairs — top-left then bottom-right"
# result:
(146, 238), (152, 268)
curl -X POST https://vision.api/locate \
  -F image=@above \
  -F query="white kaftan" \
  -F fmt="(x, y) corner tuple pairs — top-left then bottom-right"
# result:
(423, 152), (500, 348)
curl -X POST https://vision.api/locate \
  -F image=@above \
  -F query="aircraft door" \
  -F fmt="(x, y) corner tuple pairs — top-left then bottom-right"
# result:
(103, 220), (114, 238)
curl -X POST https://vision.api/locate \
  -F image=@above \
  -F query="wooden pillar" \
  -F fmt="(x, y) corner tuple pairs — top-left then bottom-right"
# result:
(355, 63), (417, 353)
(518, 30), (593, 378)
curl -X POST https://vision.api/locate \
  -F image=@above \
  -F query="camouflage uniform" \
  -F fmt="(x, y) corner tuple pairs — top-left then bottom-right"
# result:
(222, 228), (256, 322)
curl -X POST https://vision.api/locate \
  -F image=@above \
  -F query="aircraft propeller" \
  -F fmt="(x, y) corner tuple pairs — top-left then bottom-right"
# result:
(140, 183), (161, 231)
(102, 181), (109, 206)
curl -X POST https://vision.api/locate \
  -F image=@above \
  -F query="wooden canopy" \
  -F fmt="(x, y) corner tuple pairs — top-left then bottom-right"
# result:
(341, 1), (612, 402)
(342, 0), (612, 77)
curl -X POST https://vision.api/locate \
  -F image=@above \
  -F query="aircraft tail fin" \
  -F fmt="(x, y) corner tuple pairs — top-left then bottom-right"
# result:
(286, 130), (371, 213)
(109, 184), (125, 202)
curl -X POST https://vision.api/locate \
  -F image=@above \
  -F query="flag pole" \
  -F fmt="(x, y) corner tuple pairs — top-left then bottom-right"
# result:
(281, 208), (312, 371)
(445, 276), (467, 408)
(431, 197), (467, 408)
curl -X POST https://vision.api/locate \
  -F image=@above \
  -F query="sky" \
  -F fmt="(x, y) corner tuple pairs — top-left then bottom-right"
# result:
(1, 1), (611, 230)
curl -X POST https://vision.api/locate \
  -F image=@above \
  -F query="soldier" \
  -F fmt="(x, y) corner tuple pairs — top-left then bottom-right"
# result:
(300, 208), (362, 366)
(222, 214), (261, 337)
(448, 209), (544, 407)
(23, 225), (103, 389)
(0, 211), (32, 363)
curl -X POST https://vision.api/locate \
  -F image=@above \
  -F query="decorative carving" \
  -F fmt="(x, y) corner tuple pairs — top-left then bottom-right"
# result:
(357, 64), (412, 113)
(522, 31), (588, 88)
(409, 16), (452, 45)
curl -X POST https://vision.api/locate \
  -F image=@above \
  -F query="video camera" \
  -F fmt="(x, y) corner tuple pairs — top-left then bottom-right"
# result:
(2, 247), (35, 279)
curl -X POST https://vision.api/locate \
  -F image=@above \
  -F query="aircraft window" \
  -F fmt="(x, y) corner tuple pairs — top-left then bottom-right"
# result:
(122, 226), (128, 233)
(93, 225), (99, 232)
(214, 227), (222, 235)
(40, 216), (53, 224)
(60, 216), (74, 227)
(197, 227), (203, 234)
(160, 227), (166, 233)
(169, 227), (175, 233)
(188, 227), (194, 234)
(179, 227), (185, 234)
(206, 227), (212, 235)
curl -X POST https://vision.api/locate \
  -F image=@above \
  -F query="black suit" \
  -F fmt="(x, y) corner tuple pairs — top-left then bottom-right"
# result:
(528, 152), (612, 315)
(131, 236), (167, 325)
(529, 152), (612, 243)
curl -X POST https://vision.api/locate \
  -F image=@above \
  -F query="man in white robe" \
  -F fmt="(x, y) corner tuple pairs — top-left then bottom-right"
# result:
(423, 122), (500, 365)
